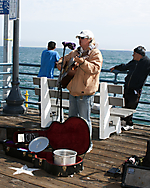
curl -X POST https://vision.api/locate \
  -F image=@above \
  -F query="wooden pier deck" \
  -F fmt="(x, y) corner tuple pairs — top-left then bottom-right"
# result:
(0, 107), (149, 188)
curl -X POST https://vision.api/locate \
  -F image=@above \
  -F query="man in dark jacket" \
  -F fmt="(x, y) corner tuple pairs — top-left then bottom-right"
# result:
(110, 46), (150, 130)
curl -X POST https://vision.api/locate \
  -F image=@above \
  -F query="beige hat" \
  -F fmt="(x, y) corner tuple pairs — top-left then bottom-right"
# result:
(76, 30), (94, 39)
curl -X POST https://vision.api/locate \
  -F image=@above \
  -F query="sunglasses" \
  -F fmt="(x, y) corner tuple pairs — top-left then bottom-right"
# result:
(78, 37), (87, 39)
(137, 47), (146, 52)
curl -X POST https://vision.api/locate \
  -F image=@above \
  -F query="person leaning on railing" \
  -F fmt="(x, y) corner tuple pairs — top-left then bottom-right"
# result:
(110, 46), (150, 130)
(38, 41), (60, 115)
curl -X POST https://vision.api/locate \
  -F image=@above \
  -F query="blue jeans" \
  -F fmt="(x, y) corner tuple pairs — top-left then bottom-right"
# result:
(69, 94), (94, 137)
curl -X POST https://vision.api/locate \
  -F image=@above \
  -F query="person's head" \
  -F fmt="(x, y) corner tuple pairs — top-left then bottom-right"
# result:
(133, 46), (146, 61)
(76, 30), (95, 50)
(48, 41), (56, 50)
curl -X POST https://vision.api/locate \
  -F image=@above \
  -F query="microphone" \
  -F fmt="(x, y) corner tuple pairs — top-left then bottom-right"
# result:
(62, 42), (76, 50)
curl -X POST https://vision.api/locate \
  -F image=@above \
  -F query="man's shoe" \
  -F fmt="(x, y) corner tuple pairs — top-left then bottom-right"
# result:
(121, 125), (134, 131)
(128, 125), (134, 130)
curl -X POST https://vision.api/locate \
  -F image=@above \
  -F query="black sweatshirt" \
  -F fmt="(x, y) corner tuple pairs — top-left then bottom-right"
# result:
(114, 56), (150, 90)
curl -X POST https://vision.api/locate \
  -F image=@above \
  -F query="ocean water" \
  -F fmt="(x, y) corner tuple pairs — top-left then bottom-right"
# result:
(0, 46), (150, 124)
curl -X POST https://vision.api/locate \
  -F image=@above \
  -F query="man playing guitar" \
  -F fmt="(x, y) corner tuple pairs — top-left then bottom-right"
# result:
(57, 30), (103, 152)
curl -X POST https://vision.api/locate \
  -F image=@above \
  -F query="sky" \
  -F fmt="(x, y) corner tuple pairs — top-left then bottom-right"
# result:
(0, 0), (150, 51)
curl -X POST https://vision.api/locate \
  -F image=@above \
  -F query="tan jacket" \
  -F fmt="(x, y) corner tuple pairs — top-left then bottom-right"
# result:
(60, 48), (103, 96)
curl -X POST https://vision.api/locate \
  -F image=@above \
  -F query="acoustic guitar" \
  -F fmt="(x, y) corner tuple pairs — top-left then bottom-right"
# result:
(57, 48), (89, 88)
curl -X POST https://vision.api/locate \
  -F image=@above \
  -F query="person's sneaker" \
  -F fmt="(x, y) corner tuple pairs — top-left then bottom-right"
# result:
(128, 125), (134, 130)
(121, 125), (134, 131)
(87, 142), (93, 153)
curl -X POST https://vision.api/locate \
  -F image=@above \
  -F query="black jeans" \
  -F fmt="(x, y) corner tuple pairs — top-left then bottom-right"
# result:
(122, 86), (142, 125)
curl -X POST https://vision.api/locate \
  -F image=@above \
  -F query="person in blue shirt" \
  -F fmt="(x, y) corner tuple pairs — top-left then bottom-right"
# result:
(38, 41), (60, 115)
(38, 41), (60, 78)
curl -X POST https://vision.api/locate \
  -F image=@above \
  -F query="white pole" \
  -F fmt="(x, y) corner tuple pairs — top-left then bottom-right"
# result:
(3, 14), (13, 103)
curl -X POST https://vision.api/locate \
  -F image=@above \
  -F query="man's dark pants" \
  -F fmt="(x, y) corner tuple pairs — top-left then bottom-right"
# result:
(122, 86), (142, 126)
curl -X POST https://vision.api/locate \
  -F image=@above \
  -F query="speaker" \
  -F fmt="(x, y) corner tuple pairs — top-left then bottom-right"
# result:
(122, 163), (150, 188)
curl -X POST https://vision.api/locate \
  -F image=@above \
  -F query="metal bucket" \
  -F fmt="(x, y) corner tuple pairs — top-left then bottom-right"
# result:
(53, 149), (77, 165)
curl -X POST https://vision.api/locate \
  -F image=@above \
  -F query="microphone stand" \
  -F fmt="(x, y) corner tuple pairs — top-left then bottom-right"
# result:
(58, 45), (66, 123)
(57, 42), (76, 123)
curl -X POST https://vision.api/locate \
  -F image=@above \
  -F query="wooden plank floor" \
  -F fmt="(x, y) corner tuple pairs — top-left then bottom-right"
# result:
(0, 107), (149, 188)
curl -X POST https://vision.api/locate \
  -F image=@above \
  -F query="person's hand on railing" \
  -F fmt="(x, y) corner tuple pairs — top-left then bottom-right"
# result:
(110, 67), (115, 72)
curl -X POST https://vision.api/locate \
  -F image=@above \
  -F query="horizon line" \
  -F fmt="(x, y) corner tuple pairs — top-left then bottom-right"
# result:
(0, 45), (150, 52)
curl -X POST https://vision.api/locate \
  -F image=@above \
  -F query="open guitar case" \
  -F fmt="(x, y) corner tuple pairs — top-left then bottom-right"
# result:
(3, 117), (90, 176)
(3, 43), (91, 177)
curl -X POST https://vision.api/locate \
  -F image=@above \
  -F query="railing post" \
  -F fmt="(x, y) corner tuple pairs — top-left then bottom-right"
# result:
(114, 72), (118, 84)
(113, 71), (118, 97)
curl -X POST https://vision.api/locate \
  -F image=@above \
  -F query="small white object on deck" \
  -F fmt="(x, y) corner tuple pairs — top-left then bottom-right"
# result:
(9, 165), (40, 176)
